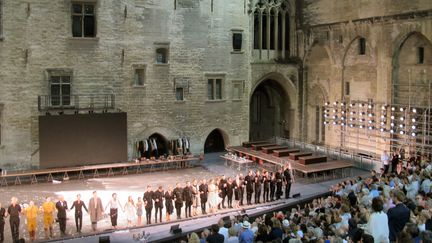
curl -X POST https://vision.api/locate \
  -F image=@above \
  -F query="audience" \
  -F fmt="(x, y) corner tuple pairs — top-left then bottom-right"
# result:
(206, 224), (224, 243)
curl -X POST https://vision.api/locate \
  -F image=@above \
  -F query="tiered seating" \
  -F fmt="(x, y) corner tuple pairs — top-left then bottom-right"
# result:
(288, 152), (313, 160)
(298, 155), (327, 165)
(251, 143), (278, 151)
(242, 141), (268, 148)
(261, 145), (289, 154)
(273, 148), (300, 157)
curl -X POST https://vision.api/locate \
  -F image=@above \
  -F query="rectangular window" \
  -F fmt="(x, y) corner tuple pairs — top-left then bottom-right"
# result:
(232, 81), (244, 100)
(359, 38), (366, 55)
(345, 81), (350, 96)
(50, 76), (71, 106)
(232, 33), (243, 51)
(418, 47), (425, 64)
(175, 87), (184, 101)
(134, 68), (145, 86)
(207, 78), (224, 100)
(72, 3), (96, 37)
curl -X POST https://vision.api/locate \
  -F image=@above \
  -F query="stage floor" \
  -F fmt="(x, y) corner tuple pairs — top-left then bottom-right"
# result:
(0, 153), (368, 243)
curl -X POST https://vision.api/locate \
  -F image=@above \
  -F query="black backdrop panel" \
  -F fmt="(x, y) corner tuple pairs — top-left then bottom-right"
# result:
(39, 113), (127, 169)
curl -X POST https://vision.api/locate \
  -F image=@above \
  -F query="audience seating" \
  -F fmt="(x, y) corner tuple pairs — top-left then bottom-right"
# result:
(272, 148), (300, 157)
(288, 152), (313, 160)
(251, 143), (277, 151)
(298, 155), (327, 165)
(261, 145), (289, 154)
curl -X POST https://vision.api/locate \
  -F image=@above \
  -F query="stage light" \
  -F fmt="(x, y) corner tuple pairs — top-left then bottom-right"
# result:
(350, 111), (356, 115)
(368, 120), (373, 124)
(332, 115), (337, 119)
(323, 121), (328, 125)
(333, 121), (337, 125)
(411, 132), (416, 137)
(341, 123), (345, 126)
(412, 118), (416, 123)
(400, 117), (405, 121)
(381, 105), (387, 110)
(368, 113), (374, 117)
(380, 128), (385, 132)
(350, 118), (355, 121)
(350, 124), (354, 128)
(332, 109), (337, 113)
(400, 131), (405, 135)
(341, 110), (345, 114)
(359, 125), (364, 129)
(412, 125), (416, 130)
(341, 102), (346, 106)
(391, 115), (395, 120)
(359, 103), (364, 108)
(380, 121), (386, 126)
(341, 117), (345, 121)
(324, 114), (329, 118)
(325, 102), (330, 106)
(368, 104), (373, 109)
(333, 101), (338, 105)
(412, 108), (417, 113)
(391, 122), (395, 127)
(360, 112), (365, 116)
(390, 129), (394, 133)
(368, 126), (374, 130)
(381, 115), (385, 119)
(400, 107), (405, 112)
(391, 107), (396, 111)
(350, 102), (355, 107)
(360, 118), (365, 122)
(399, 124), (404, 128)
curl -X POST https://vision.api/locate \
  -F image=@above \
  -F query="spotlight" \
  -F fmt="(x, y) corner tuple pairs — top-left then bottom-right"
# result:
(323, 121), (328, 125)
(400, 131), (405, 135)
(412, 125), (416, 130)
(341, 117), (345, 121)
(391, 107), (395, 111)
(333, 101), (338, 105)
(399, 124), (404, 128)
(332, 109), (337, 113)
(360, 112), (365, 116)
(380, 121), (386, 126)
(412, 108), (417, 113)
(350, 124), (354, 128)
(324, 114), (329, 118)
(332, 115), (337, 119)
(368, 104), (373, 109)
(368, 126), (374, 130)
(399, 117), (405, 121)
(400, 107), (405, 112)
(324, 102), (330, 106)
(412, 118), (416, 123)
(341, 110), (345, 114)
(380, 128), (385, 132)
(333, 121), (337, 125)
(341, 123), (346, 126)
(360, 118), (365, 122)
(350, 118), (355, 121)
(368, 120), (373, 124)
(391, 123), (395, 127)
(368, 113), (374, 117)
(381, 115), (385, 119)
(411, 132), (416, 137)
(390, 129), (394, 134)
(350, 103), (355, 107)
(350, 111), (356, 115)
(341, 102), (346, 106)
(391, 115), (395, 120)
(359, 125), (364, 129)
(359, 103), (364, 108)
(381, 105), (387, 110)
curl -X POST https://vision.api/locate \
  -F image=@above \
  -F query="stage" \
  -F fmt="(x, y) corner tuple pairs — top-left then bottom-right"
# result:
(0, 153), (367, 243)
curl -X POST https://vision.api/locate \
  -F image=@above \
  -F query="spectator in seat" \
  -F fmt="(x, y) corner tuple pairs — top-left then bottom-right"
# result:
(367, 197), (389, 243)
(388, 190), (410, 242)
(206, 224), (224, 243)
(239, 221), (254, 243)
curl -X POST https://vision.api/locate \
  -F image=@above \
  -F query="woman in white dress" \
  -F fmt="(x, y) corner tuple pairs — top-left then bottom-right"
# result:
(124, 196), (136, 227)
(208, 179), (219, 213)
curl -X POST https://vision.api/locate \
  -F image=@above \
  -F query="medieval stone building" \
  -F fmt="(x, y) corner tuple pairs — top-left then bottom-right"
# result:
(0, 0), (431, 168)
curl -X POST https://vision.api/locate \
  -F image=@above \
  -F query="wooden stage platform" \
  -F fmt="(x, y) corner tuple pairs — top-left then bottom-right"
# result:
(0, 157), (199, 187)
(229, 146), (354, 181)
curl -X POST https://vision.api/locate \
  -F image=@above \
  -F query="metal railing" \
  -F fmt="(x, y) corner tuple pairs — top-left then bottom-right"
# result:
(38, 94), (115, 111)
(274, 137), (382, 171)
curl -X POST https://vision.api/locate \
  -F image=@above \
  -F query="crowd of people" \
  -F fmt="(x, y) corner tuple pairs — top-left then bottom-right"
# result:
(0, 166), (293, 242)
(183, 150), (432, 243)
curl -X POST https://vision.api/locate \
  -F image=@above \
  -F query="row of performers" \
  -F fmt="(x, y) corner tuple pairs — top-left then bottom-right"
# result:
(135, 137), (191, 158)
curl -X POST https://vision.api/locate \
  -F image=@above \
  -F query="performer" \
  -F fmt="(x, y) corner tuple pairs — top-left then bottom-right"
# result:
(207, 179), (219, 213)
(0, 202), (5, 243)
(199, 179), (209, 214)
(70, 194), (88, 233)
(218, 175), (228, 209)
(226, 177), (235, 208)
(55, 195), (68, 237)
(269, 172), (276, 202)
(238, 174), (245, 206)
(233, 175), (242, 208)
(263, 170), (270, 203)
(24, 201), (38, 242)
(275, 168), (284, 200)
(41, 196), (56, 239)
(284, 165), (292, 199)
(88, 191), (104, 232)
(183, 181), (194, 218)
(173, 182), (184, 219)
(244, 170), (254, 205)
(105, 193), (122, 229)
(136, 197), (143, 226)
(124, 196), (136, 227)
(191, 179), (200, 216)
(164, 186), (174, 221)
(153, 186), (164, 223)
(143, 185), (154, 224)
(254, 170), (262, 204)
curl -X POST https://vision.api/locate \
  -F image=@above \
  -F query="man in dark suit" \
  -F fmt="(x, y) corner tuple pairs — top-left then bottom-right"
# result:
(70, 194), (88, 233)
(218, 175), (228, 209)
(153, 186), (164, 223)
(206, 224), (224, 243)
(199, 179), (209, 214)
(183, 181), (193, 218)
(387, 189), (410, 242)
(254, 170), (262, 204)
(56, 195), (68, 236)
(7, 197), (21, 242)
(143, 186), (154, 224)
(226, 177), (235, 208)
(244, 170), (254, 205)
(173, 182), (183, 220)
(275, 168), (284, 200)
(283, 165), (292, 199)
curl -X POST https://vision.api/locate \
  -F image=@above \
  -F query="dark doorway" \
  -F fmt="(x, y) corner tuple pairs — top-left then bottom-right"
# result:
(204, 129), (226, 153)
(250, 79), (289, 141)
(149, 133), (168, 158)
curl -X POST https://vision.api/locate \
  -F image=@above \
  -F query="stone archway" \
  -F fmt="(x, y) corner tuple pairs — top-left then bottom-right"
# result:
(250, 79), (291, 140)
(204, 129), (227, 153)
(149, 133), (169, 158)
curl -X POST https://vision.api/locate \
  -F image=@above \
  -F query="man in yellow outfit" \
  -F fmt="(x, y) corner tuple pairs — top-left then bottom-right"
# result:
(24, 201), (38, 242)
(40, 197), (56, 239)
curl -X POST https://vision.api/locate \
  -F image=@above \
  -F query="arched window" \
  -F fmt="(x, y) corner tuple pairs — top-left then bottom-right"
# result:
(253, 10), (260, 50)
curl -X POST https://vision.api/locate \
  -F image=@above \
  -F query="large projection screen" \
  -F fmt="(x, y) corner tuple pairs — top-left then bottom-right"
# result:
(39, 113), (127, 169)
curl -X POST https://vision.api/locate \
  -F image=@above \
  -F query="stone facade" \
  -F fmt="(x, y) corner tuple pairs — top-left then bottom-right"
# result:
(0, 0), (431, 168)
